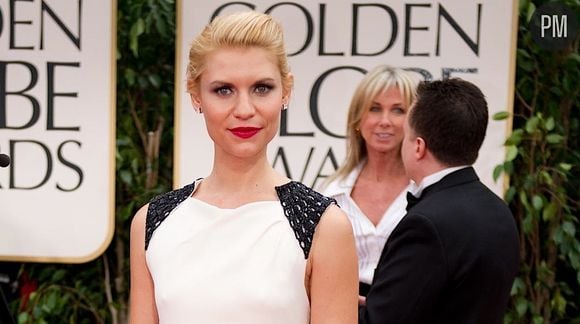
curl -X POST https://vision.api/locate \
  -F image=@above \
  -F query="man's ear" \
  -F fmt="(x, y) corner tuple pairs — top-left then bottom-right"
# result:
(415, 137), (427, 160)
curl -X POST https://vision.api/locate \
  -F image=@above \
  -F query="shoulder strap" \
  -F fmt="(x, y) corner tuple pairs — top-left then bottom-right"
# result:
(275, 181), (337, 259)
(145, 182), (197, 250)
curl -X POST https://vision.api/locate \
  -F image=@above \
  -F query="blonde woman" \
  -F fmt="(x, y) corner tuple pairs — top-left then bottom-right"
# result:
(321, 65), (417, 301)
(129, 11), (357, 324)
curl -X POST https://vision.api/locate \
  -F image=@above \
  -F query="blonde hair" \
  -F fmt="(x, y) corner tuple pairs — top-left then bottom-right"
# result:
(325, 65), (417, 186)
(186, 11), (293, 94)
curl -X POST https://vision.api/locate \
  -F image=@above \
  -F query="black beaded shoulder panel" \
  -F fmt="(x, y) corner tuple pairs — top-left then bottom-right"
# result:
(145, 182), (196, 250)
(145, 180), (336, 259)
(274, 181), (337, 259)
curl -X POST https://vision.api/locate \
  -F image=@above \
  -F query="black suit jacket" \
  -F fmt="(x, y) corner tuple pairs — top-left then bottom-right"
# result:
(360, 167), (519, 324)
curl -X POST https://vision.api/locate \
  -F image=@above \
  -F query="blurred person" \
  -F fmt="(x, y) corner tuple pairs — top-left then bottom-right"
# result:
(359, 78), (519, 324)
(129, 11), (358, 324)
(320, 65), (417, 301)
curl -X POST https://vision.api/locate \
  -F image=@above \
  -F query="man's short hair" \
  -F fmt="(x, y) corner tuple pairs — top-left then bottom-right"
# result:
(409, 78), (488, 166)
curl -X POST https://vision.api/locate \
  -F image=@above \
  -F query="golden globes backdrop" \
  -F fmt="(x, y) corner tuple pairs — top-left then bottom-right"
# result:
(0, 0), (116, 262)
(175, 0), (517, 195)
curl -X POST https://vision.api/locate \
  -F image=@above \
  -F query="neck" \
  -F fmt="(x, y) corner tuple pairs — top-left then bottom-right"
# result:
(206, 148), (285, 193)
(362, 150), (407, 182)
(412, 161), (450, 186)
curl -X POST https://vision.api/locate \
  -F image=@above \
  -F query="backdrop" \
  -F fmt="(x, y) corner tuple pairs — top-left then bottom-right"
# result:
(174, 0), (518, 195)
(0, 0), (116, 262)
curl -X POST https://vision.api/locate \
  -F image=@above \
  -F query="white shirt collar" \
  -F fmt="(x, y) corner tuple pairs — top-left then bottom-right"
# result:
(322, 162), (364, 196)
(409, 165), (470, 198)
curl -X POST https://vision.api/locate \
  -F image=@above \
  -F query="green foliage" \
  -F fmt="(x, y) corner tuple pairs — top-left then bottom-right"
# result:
(12, 0), (176, 322)
(496, 0), (580, 322)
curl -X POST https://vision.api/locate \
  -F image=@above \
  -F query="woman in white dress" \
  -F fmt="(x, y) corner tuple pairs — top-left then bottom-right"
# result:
(129, 11), (358, 324)
(320, 65), (417, 303)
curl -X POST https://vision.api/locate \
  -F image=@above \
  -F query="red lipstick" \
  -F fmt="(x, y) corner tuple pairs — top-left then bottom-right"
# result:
(229, 127), (262, 139)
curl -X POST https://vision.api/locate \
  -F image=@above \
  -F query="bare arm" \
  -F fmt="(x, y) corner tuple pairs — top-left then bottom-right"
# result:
(309, 204), (359, 324)
(129, 204), (158, 324)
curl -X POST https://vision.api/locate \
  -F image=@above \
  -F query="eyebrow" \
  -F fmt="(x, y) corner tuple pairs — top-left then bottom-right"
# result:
(208, 78), (277, 87)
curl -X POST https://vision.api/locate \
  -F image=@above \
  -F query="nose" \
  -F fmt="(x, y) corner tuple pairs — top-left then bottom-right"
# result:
(378, 112), (392, 127)
(233, 93), (256, 119)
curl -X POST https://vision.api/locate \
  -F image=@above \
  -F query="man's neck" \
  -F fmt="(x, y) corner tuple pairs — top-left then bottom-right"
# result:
(410, 165), (470, 197)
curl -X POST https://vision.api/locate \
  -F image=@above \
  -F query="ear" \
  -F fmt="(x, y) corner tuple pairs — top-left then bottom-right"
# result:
(415, 137), (427, 160)
(283, 73), (294, 104)
(190, 93), (201, 113)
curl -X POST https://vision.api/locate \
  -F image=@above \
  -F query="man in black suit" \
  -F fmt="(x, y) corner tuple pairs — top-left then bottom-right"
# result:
(359, 78), (520, 324)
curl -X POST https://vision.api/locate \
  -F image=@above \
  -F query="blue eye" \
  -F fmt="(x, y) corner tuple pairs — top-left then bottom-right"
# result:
(369, 106), (381, 112)
(215, 87), (232, 96)
(254, 84), (273, 95)
(393, 106), (405, 114)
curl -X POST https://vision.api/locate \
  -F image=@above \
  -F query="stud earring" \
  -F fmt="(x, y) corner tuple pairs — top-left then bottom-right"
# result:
(196, 106), (203, 114)
(282, 103), (288, 110)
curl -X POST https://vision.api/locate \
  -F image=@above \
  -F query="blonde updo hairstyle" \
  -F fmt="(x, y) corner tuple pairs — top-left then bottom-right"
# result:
(186, 11), (293, 96)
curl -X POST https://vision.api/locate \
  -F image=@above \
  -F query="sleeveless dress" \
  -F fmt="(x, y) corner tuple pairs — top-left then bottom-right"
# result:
(145, 180), (336, 324)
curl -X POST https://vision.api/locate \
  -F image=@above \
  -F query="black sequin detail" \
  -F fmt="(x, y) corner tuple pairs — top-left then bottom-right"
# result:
(275, 181), (336, 259)
(145, 182), (197, 250)
(145, 180), (336, 257)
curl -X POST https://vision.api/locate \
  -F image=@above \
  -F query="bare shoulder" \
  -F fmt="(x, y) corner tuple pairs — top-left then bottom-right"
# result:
(316, 204), (353, 238)
(310, 204), (355, 262)
(131, 204), (149, 231)
(130, 204), (150, 248)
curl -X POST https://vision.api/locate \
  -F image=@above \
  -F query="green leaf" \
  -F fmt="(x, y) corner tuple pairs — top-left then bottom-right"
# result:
(542, 202), (558, 221)
(558, 163), (572, 171)
(526, 3), (536, 23)
(148, 74), (162, 88)
(120, 170), (133, 186)
(517, 48), (530, 59)
(18, 312), (29, 324)
(46, 290), (57, 311)
(516, 297), (528, 316)
(52, 269), (66, 282)
(532, 195), (543, 210)
(130, 18), (146, 57)
(505, 129), (524, 146)
(506, 145), (518, 161)
(493, 111), (510, 120)
(544, 117), (555, 131)
(562, 221), (575, 236)
(523, 214), (534, 234)
(519, 191), (530, 209)
(546, 134), (563, 144)
(532, 315), (544, 324)
(503, 161), (514, 175)
(525, 116), (539, 133)
(519, 58), (534, 72)
(493, 164), (504, 182)
(551, 290), (567, 315)
(540, 171), (553, 185)
(124, 68), (136, 86)
(511, 277), (525, 295)
(553, 227), (564, 244)
(505, 187), (516, 202)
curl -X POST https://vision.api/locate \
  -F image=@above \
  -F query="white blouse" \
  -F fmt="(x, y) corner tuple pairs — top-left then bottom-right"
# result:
(322, 163), (410, 284)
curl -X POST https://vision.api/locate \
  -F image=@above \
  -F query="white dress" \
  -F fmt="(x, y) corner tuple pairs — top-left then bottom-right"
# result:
(145, 180), (335, 324)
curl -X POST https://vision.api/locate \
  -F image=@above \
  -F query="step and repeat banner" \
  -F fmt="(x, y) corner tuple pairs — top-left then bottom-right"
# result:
(175, 0), (518, 195)
(0, 0), (116, 262)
